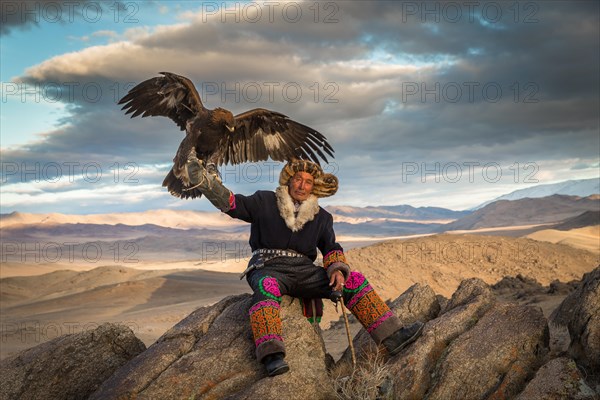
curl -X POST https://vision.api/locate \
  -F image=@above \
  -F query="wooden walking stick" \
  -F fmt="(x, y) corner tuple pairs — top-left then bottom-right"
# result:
(340, 296), (357, 367)
(331, 291), (356, 366)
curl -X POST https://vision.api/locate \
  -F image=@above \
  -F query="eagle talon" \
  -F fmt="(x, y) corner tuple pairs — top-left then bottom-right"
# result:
(187, 149), (201, 164)
(205, 163), (220, 180)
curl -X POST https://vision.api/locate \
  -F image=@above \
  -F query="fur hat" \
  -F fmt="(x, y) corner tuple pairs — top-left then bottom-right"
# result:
(279, 159), (338, 198)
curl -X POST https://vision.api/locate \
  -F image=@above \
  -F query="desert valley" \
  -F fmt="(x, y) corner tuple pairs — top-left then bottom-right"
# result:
(1, 180), (598, 355)
(1, 181), (599, 399)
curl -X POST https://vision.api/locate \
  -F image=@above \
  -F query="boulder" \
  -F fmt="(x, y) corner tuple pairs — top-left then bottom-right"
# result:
(91, 294), (335, 400)
(547, 279), (578, 295)
(516, 357), (597, 400)
(0, 323), (145, 400)
(551, 266), (600, 372)
(389, 278), (496, 399)
(426, 303), (549, 400)
(388, 283), (441, 325)
(90, 294), (244, 399)
(492, 274), (544, 293)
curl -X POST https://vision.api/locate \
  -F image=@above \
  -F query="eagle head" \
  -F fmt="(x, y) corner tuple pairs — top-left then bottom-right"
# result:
(213, 108), (235, 133)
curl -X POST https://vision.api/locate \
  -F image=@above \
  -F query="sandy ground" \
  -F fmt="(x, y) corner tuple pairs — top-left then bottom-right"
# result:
(0, 210), (246, 230)
(0, 267), (250, 359)
(525, 225), (600, 254)
(0, 259), (249, 279)
(345, 233), (598, 300)
(1, 228), (598, 361)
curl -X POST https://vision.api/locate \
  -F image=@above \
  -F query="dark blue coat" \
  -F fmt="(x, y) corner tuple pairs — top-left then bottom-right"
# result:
(226, 190), (343, 261)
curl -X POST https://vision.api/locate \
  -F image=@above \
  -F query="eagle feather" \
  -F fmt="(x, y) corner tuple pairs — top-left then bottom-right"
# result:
(118, 72), (334, 199)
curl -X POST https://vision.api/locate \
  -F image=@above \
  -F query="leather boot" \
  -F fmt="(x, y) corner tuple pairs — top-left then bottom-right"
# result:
(262, 353), (289, 377)
(382, 321), (424, 356)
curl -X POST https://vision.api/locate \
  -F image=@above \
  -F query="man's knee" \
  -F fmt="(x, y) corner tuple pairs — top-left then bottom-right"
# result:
(256, 275), (282, 301)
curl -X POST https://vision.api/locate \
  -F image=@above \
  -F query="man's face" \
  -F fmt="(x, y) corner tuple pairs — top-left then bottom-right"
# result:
(288, 171), (314, 202)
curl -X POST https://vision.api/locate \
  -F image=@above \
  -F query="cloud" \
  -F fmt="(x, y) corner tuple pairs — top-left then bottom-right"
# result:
(0, 1), (119, 35)
(2, 1), (598, 212)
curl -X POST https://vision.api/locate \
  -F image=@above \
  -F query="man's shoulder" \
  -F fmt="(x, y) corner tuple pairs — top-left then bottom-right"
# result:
(318, 205), (333, 219)
(244, 190), (276, 202)
(239, 190), (274, 196)
(254, 190), (276, 197)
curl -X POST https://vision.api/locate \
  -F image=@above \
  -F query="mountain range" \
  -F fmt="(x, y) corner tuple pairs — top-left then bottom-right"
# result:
(443, 194), (599, 232)
(1, 180), (598, 258)
(474, 178), (599, 209)
(325, 205), (469, 221)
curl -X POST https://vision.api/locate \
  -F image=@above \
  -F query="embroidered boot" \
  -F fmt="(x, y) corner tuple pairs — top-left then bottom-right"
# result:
(382, 321), (424, 356)
(263, 352), (289, 377)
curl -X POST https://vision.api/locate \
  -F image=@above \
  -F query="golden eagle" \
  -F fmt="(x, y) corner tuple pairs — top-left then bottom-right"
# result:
(118, 72), (334, 199)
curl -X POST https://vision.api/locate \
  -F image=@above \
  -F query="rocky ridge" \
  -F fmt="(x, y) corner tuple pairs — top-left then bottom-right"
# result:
(1, 267), (598, 400)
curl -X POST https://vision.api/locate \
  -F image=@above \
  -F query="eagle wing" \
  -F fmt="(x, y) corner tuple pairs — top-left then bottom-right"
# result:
(216, 108), (334, 165)
(118, 72), (204, 130)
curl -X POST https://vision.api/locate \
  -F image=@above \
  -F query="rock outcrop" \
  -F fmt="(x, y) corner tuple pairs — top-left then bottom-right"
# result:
(91, 294), (335, 400)
(387, 278), (497, 399)
(551, 266), (600, 374)
(516, 357), (597, 400)
(425, 303), (548, 400)
(0, 323), (145, 400)
(3, 271), (599, 400)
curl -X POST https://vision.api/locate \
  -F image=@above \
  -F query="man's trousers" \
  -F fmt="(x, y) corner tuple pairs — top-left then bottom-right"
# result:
(246, 257), (402, 361)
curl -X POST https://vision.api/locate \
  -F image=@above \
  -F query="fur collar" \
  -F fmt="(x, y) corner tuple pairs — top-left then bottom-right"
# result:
(275, 186), (320, 232)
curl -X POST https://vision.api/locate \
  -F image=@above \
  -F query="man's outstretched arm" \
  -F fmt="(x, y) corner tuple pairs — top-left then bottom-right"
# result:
(186, 160), (234, 212)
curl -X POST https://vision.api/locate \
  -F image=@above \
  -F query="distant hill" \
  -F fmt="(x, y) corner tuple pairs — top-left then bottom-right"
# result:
(475, 178), (599, 209)
(0, 210), (246, 231)
(325, 204), (469, 237)
(1, 222), (251, 264)
(3, 195), (596, 246)
(334, 220), (443, 237)
(2, 222), (247, 241)
(326, 204), (469, 221)
(442, 194), (599, 231)
(551, 211), (600, 231)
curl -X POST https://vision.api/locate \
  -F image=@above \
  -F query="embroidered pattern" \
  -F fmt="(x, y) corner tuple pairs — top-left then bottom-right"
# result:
(228, 192), (236, 210)
(258, 276), (282, 300)
(344, 271), (368, 292)
(249, 300), (283, 347)
(323, 250), (347, 269)
(367, 310), (394, 332)
(248, 299), (279, 315)
(345, 272), (394, 333)
(346, 283), (373, 309)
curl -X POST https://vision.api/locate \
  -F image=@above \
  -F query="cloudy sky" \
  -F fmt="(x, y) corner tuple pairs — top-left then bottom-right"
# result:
(1, 0), (599, 214)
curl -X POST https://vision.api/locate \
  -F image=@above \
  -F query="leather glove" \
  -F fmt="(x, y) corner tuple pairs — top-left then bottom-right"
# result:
(185, 160), (233, 212)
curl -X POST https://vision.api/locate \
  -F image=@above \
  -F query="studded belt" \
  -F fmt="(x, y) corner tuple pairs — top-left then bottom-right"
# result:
(239, 248), (306, 279)
(252, 249), (304, 258)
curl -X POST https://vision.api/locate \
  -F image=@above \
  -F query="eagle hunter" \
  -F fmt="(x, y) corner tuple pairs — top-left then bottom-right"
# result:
(118, 72), (335, 199)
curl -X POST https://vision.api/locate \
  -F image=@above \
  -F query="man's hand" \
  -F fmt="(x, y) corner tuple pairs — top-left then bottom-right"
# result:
(184, 159), (233, 212)
(186, 159), (206, 187)
(329, 270), (345, 292)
